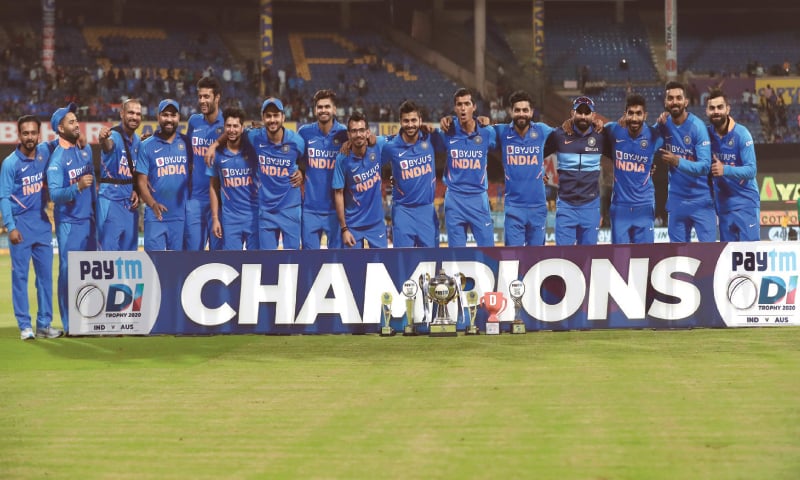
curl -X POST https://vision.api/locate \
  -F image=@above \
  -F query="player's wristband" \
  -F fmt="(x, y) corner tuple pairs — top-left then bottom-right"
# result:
(341, 226), (349, 234)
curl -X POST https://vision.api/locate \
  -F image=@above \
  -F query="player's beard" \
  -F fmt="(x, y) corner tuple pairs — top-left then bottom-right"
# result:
(574, 118), (590, 132)
(402, 125), (419, 140)
(513, 116), (530, 131)
(62, 125), (80, 144)
(160, 122), (176, 136)
(668, 103), (685, 118)
(22, 138), (37, 152)
(709, 114), (727, 129)
(125, 117), (140, 132)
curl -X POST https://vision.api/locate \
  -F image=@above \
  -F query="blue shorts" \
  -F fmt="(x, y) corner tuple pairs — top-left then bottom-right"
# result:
(504, 204), (547, 247)
(555, 197), (600, 246)
(610, 203), (654, 244)
(56, 219), (96, 331)
(145, 219), (185, 251)
(10, 215), (53, 331)
(96, 196), (138, 251)
(668, 200), (717, 242)
(444, 190), (495, 247)
(392, 203), (439, 248)
(222, 214), (259, 250)
(259, 205), (301, 249)
(302, 210), (341, 249)
(185, 198), (222, 251)
(718, 208), (760, 242)
(347, 221), (388, 248)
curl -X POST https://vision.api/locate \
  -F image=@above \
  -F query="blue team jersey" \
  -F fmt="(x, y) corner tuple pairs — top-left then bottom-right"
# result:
(605, 122), (663, 205)
(187, 113), (225, 202)
(657, 113), (712, 207)
(47, 140), (95, 223)
(545, 125), (606, 206)
(99, 126), (140, 201)
(432, 118), (496, 195)
(0, 143), (51, 230)
(297, 120), (348, 213)
(707, 120), (759, 213)
(381, 132), (437, 206)
(495, 122), (553, 207)
(332, 138), (387, 228)
(137, 132), (191, 222)
(206, 146), (258, 220)
(246, 127), (304, 211)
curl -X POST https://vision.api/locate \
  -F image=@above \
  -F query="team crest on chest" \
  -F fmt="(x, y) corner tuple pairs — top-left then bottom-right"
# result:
(178, 143), (185, 150)
(727, 138), (735, 147)
(334, 138), (340, 145)
(683, 135), (691, 145)
(640, 139), (648, 149)
(369, 152), (376, 162)
(473, 135), (483, 144)
(281, 145), (290, 153)
(587, 137), (596, 147)
(216, 127), (223, 136)
(82, 151), (88, 158)
(530, 130), (539, 139)
(421, 141), (429, 149)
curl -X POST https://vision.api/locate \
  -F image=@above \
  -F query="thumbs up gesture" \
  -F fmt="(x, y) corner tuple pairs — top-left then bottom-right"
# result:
(711, 154), (725, 177)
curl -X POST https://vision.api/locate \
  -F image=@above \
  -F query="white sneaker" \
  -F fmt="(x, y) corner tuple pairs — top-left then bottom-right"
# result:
(35, 326), (64, 339)
(20, 328), (35, 340)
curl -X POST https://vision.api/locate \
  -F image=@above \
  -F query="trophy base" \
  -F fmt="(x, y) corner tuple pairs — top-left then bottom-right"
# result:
(429, 323), (457, 337)
(485, 322), (500, 335)
(464, 325), (480, 335)
(380, 326), (396, 337)
(511, 321), (527, 334)
(403, 324), (417, 336)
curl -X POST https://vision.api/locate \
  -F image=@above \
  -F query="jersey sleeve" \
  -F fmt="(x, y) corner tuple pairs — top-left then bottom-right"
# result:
(0, 157), (17, 230)
(676, 122), (711, 176)
(46, 154), (78, 204)
(725, 129), (757, 180)
(331, 153), (346, 190)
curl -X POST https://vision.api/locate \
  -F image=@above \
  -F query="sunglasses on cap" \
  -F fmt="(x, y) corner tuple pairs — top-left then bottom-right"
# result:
(572, 96), (595, 111)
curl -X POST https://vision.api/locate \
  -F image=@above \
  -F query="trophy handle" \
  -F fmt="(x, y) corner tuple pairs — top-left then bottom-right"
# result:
(499, 298), (508, 314)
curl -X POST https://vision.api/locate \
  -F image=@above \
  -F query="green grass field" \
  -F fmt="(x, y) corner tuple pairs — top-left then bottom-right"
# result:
(0, 255), (798, 479)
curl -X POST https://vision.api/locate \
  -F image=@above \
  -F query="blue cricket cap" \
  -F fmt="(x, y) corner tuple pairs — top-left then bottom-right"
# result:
(50, 103), (78, 133)
(158, 99), (180, 113)
(261, 98), (284, 113)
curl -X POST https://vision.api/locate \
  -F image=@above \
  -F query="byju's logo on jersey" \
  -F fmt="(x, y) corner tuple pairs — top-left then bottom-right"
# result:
(69, 252), (161, 335)
(713, 242), (798, 326)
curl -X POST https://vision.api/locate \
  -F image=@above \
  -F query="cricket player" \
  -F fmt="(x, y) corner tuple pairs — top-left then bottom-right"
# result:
(604, 94), (663, 244)
(97, 98), (141, 251)
(47, 103), (97, 333)
(333, 112), (389, 248)
(136, 99), (192, 251)
(0, 115), (60, 339)
(207, 107), (259, 250)
(657, 81), (715, 242)
(706, 88), (760, 242)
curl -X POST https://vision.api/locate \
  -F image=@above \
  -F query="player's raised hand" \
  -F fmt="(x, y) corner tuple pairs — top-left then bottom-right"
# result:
(659, 148), (680, 168)
(439, 116), (453, 132)
(561, 118), (575, 136)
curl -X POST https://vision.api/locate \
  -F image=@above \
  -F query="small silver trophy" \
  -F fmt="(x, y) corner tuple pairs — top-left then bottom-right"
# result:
(509, 280), (526, 334)
(380, 292), (395, 336)
(402, 279), (418, 336)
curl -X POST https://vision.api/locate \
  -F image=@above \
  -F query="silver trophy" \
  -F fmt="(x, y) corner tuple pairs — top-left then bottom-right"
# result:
(509, 279), (526, 334)
(380, 292), (395, 336)
(420, 269), (462, 337)
(402, 279), (418, 336)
